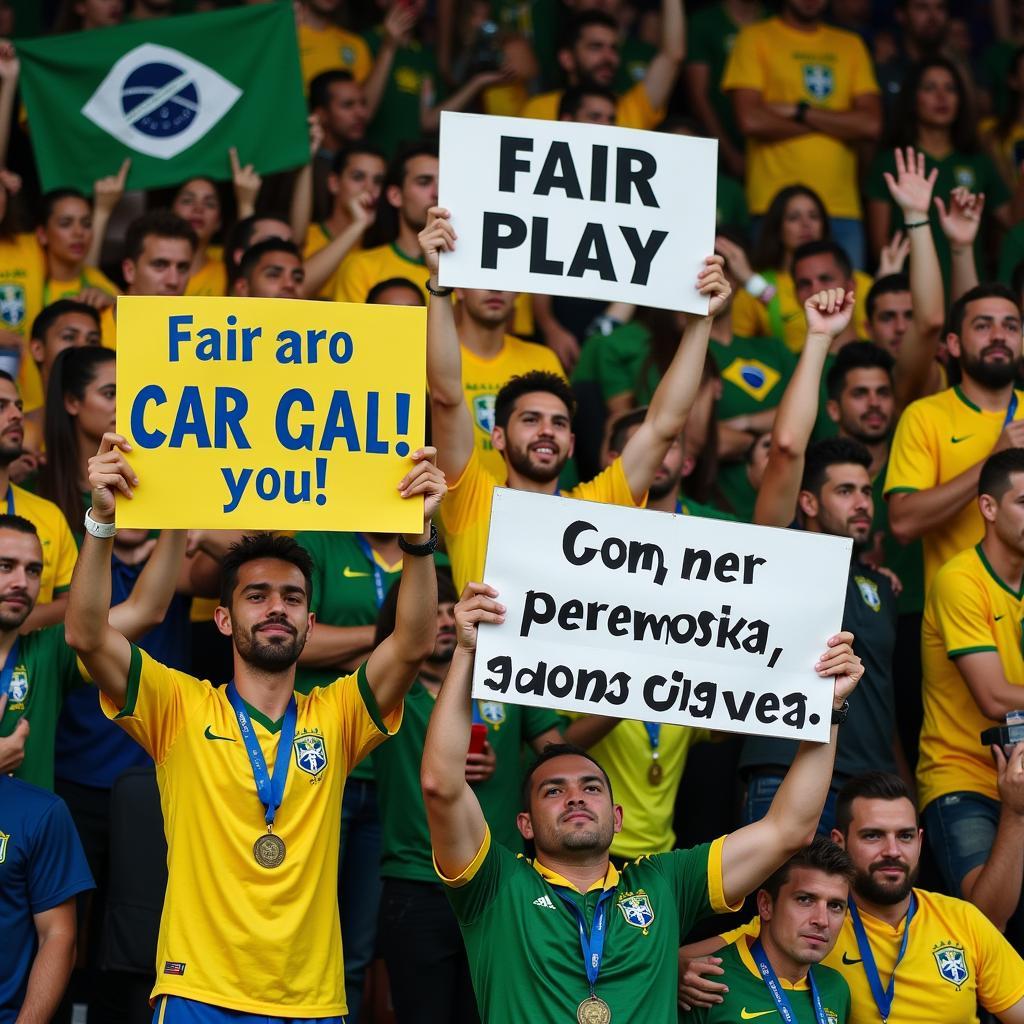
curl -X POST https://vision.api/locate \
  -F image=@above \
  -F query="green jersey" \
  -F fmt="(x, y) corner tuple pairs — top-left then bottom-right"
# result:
(0, 626), (86, 790)
(690, 937), (851, 1024)
(374, 684), (561, 875)
(688, 3), (745, 150)
(444, 833), (737, 1024)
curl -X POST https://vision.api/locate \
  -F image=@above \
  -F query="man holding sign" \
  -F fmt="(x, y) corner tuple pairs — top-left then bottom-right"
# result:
(65, 434), (444, 1022)
(421, 581), (863, 1024)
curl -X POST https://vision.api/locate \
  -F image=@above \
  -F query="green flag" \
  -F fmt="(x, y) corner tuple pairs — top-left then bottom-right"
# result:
(17, 2), (308, 194)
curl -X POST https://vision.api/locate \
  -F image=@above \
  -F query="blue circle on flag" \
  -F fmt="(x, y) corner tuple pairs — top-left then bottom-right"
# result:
(121, 62), (198, 138)
(741, 366), (766, 388)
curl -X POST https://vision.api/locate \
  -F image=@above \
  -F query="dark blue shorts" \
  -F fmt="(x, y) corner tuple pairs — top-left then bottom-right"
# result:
(153, 996), (345, 1024)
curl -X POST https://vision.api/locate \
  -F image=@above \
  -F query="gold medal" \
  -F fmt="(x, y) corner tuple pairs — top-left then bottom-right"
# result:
(253, 831), (286, 868)
(647, 759), (663, 785)
(576, 995), (612, 1024)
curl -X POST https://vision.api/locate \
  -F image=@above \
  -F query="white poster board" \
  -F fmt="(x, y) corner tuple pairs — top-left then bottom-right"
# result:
(438, 111), (718, 314)
(472, 490), (852, 742)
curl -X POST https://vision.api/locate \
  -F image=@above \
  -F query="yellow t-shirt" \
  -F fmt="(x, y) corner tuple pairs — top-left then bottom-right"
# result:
(918, 545), (1024, 808)
(0, 234), (45, 344)
(731, 269), (873, 353)
(100, 304), (116, 350)
(185, 249), (227, 297)
(589, 720), (709, 858)
(303, 222), (359, 300)
(722, 891), (1024, 1024)
(101, 648), (401, 1016)
(461, 335), (565, 483)
(518, 81), (663, 130)
(296, 22), (372, 90)
(721, 18), (879, 218)
(2, 484), (76, 604)
(441, 449), (643, 593)
(333, 243), (427, 305)
(884, 386), (1024, 592)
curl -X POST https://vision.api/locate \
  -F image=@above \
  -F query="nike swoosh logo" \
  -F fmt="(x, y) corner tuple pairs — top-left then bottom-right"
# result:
(950, 435), (973, 444)
(204, 726), (236, 742)
(740, 1010), (775, 1020)
(342, 566), (369, 578)
(995, 615), (1005, 621)
(842, 952), (863, 965)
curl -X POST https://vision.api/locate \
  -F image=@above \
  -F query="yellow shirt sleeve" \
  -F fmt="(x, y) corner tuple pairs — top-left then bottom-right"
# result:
(349, 32), (372, 83)
(440, 448), (498, 537)
(518, 91), (560, 121)
(334, 251), (368, 304)
(617, 82), (662, 130)
(884, 400), (937, 495)
(932, 566), (998, 657)
(50, 507), (78, 595)
(972, 904), (1024, 1013)
(570, 455), (645, 508)
(720, 915), (761, 944)
(721, 25), (766, 93)
(315, 662), (402, 772)
(731, 290), (768, 338)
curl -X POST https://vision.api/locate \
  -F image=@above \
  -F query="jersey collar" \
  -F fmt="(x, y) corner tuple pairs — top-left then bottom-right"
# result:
(737, 934), (810, 990)
(531, 858), (620, 894)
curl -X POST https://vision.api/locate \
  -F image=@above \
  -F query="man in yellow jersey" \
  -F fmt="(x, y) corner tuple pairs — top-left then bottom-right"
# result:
(420, 580), (863, 1024)
(308, 71), (370, 220)
(420, 206), (730, 591)
(918, 448), (1024, 946)
(334, 143), (436, 305)
(886, 283), (1024, 593)
(295, 0), (372, 90)
(98, 212), (196, 350)
(66, 432), (445, 1022)
(722, 0), (881, 267)
(679, 772), (1024, 1023)
(519, 2), (683, 130)
(235, 240), (306, 300)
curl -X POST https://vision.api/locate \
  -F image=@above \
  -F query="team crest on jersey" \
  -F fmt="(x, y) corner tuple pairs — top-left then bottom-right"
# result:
(617, 889), (655, 933)
(722, 358), (781, 402)
(854, 575), (881, 612)
(476, 701), (505, 729)
(7, 666), (28, 707)
(802, 64), (834, 100)
(0, 830), (8, 864)
(953, 166), (977, 190)
(823, 1010), (839, 1024)
(473, 394), (496, 435)
(933, 943), (970, 988)
(293, 730), (328, 778)
(0, 284), (25, 328)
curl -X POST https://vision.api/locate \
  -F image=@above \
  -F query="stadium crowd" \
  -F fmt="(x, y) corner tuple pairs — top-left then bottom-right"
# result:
(0, 0), (1023, 1022)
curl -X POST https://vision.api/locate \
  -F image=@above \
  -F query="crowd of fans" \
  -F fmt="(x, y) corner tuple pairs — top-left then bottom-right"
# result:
(1, 0), (1024, 1022)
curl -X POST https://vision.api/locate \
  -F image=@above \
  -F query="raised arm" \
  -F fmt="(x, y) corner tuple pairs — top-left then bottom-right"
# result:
(754, 289), (855, 528)
(363, 447), (445, 718)
(641, 0), (685, 112)
(363, 3), (417, 121)
(719, 632), (864, 906)
(86, 159), (130, 268)
(618, 256), (729, 503)
(107, 529), (187, 641)
(421, 582), (506, 878)
(0, 41), (17, 170)
(937, 186), (984, 303)
(229, 147), (261, 221)
(301, 194), (373, 297)
(420, 207), (475, 482)
(289, 116), (323, 246)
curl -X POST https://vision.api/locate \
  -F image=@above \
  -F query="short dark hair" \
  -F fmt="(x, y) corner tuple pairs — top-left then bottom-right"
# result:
(31, 299), (100, 341)
(825, 342), (895, 401)
(607, 407), (647, 454)
(866, 274), (910, 321)
(521, 742), (613, 810)
(220, 534), (314, 609)
(948, 283), (1022, 337)
(238, 238), (302, 280)
(309, 68), (356, 111)
(39, 187), (90, 225)
(792, 239), (853, 281)
(366, 277), (424, 305)
(124, 210), (197, 264)
(800, 437), (872, 495)
(761, 836), (856, 902)
(558, 84), (617, 120)
(562, 10), (618, 50)
(331, 141), (386, 177)
(495, 371), (576, 429)
(373, 565), (459, 646)
(0, 514), (39, 538)
(835, 772), (916, 836)
(978, 448), (1024, 500)
(387, 141), (438, 192)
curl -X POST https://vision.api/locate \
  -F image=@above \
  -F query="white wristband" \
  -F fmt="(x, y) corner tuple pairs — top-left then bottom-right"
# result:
(84, 507), (117, 539)
(744, 273), (770, 299)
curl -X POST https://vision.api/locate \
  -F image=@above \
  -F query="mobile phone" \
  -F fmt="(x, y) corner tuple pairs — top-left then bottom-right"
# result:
(469, 723), (488, 755)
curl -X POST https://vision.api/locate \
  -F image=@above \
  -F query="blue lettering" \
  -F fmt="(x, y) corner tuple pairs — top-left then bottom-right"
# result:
(130, 385), (168, 448)
(276, 389), (314, 451)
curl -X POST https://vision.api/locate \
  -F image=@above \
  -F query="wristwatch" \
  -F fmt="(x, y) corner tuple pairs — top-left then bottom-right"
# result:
(84, 507), (117, 539)
(425, 280), (453, 298)
(831, 699), (850, 725)
(398, 522), (438, 557)
(794, 101), (810, 123)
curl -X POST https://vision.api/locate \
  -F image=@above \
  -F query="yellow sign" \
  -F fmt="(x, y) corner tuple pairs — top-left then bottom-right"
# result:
(115, 296), (426, 531)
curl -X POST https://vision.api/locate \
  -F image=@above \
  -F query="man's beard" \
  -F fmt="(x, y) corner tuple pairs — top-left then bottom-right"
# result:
(0, 599), (32, 632)
(649, 473), (682, 501)
(234, 618), (305, 672)
(505, 443), (566, 484)
(962, 349), (1021, 390)
(843, 417), (890, 446)
(854, 860), (918, 905)
(0, 438), (23, 467)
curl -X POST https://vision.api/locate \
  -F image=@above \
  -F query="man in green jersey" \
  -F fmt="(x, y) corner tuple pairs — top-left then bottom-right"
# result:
(421, 583), (864, 1024)
(690, 837), (853, 1023)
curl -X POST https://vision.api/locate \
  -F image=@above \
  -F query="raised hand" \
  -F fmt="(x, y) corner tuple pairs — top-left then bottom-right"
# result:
(88, 433), (138, 521)
(93, 158), (130, 215)
(714, 235), (753, 286)
(397, 445), (447, 525)
(882, 146), (938, 219)
(453, 582), (506, 654)
(935, 186), (985, 248)
(346, 190), (377, 230)
(697, 254), (731, 318)
(0, 40), (18, 83)
(815, 631), (864, 707)
(804, 288), (855, 340)
(418, 206), (456, 277)
(229, 146), (262, 214)
(877, 230), (911, 276)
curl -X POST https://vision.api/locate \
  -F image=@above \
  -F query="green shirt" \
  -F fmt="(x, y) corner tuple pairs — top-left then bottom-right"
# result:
(0, 626), (86, 790)
(615, 36), (656, 94)
(711, 335), (794, 421)
(374, 684), (560, 877)
(717, 173), (749, 229)
(688, 3), (744, 149)
(445, 834), (734, 1024)
(690, 937), (851, 1024)
(998, 222), (1024, 284)
(680, 496), (739, 522)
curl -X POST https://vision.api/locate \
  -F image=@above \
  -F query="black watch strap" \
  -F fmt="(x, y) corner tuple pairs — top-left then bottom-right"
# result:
(831, 699), (850, 725)
(399, 522), (438, 557)
(795, 101), (809, 123)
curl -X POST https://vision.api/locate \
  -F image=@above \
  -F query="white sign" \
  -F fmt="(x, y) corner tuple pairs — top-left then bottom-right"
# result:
(473, 489), (852, 742)
(438, 111), (718, 314)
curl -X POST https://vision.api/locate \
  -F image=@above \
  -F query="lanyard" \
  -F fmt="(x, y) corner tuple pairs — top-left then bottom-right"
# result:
(1006, 392), (1019, 427)
(848, 894), (917, 1023)
(225, 682), (297, 828)
(4, 484), (13, 516)
(643, 722), (661, 755)
(355, 535), (388, 609)
(751, 939), (828, 1024)
(552, 885), (615, 997)
(675, 499), (684, 515)
(1, 638), (19, 698)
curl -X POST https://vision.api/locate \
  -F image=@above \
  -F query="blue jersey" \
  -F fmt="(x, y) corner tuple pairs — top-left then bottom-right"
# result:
(0, 776), (93, 1021)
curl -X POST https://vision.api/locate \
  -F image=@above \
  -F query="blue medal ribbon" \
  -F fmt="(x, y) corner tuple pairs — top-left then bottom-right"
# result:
(1, 638), (20, 698)
(675, 499), (684, 515)
(4, 484), (13, 516)
(552, 884), (615, 998)
(751, 939), (827, 1024)
(355, 535), (388, 609)
(848, 894), (916, 1023)
(1006, 391), (1019, 427)
(225, 683), (297, 829)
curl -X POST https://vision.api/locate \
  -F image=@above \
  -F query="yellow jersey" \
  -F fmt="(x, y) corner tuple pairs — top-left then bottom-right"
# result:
(461, 334), (565, 482)
(333, 243), (427, 305)
(101, 647), (401, 1016)
(918, 544), (1024, 808)
(441, 449), (643, 592)
(518, 81), (663, 130)
(0, 234), (45, 343)
(731, 269), (873, 353)
(721, 890), (1024, 1024)
(884, 386), (1024, 591)
(185, 250), (227, 297)
(303, 221), (359, 299)
(721, 18), (879, 218)
(100, 304), (116, 349)
(2, 484), (76, 604)
(296, 22), (372, 90)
